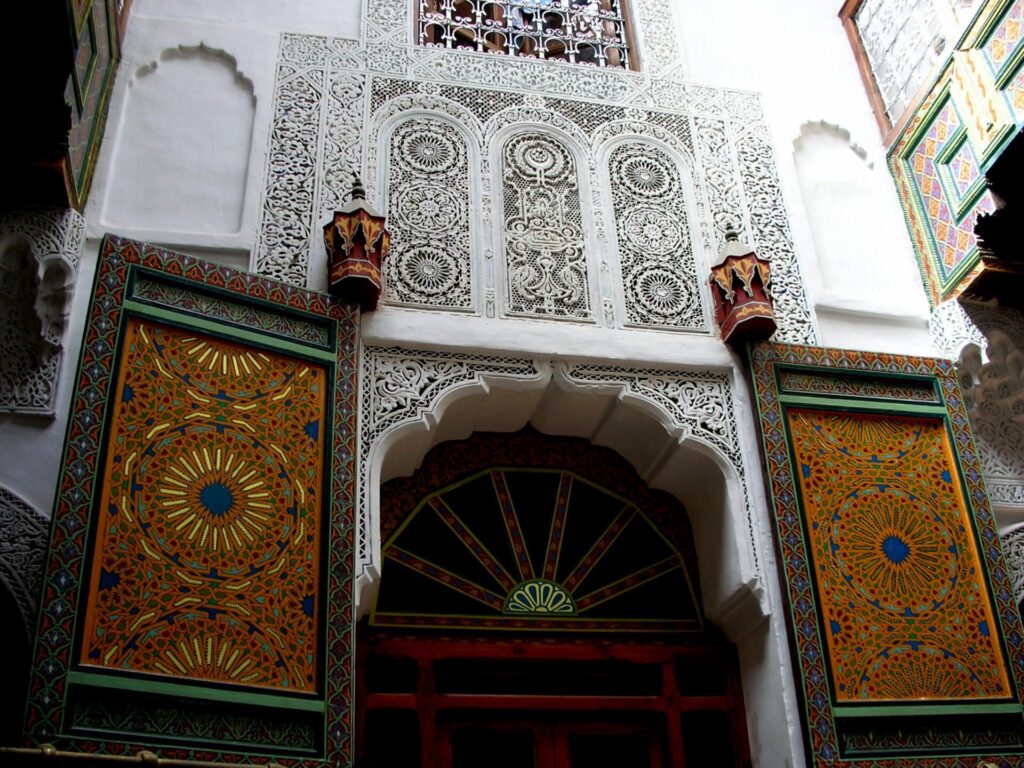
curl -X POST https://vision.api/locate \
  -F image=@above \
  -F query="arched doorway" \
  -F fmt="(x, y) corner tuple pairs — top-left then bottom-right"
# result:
(357, 429), (750, 767)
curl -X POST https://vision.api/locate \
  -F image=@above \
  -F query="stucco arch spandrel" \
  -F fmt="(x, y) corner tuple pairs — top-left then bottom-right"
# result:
(357, 345), (766, 639)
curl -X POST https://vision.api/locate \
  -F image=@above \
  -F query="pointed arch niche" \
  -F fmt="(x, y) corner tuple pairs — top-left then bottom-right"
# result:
(101, 45), (256, 238)
(363, 429), (751, 767)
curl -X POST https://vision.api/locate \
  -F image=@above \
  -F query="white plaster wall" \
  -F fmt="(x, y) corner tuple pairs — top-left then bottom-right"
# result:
(674, 0), (935, 356)
(131, 0), (362, 39)
(85, 14), (284, 259)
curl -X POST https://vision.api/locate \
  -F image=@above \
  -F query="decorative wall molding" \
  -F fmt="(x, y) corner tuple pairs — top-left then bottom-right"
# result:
(932, 299), (1024, 508)
(253, 0), (816, 344)
(357, 345), (757, 578)
(0, 208), (84, 415)
(1002, 523), (1024, 606)
(0, 485), (49, 644)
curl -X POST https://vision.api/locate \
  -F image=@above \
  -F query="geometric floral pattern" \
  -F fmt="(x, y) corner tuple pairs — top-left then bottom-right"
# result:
(788, 409), (1009, 702)
(26, 235), (359, 766)
(750, 342), (1024, 766)
(79, 319), (328, 692)
(983, 0), (1024, 75)
(904, 99), (995, 283)
(889, 0), (1024, 305)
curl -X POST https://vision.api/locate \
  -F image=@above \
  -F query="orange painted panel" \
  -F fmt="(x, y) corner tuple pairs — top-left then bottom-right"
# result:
(787, 409), (1010, 702)
(80, 318), (328, 692)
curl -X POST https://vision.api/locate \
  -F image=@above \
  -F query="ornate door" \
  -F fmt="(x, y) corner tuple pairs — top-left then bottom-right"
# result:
(359, 430), (750, 768)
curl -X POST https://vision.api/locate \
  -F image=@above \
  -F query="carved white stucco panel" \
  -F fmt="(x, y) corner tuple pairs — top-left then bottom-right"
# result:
(0, 209), (84, 415)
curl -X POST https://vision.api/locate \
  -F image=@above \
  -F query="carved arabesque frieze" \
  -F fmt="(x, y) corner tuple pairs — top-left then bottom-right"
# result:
(255, 0), (815, 341)
(607, 140), (704, 330)
(253, 64), (325, 285)
(931, 299), (1024, 508)
(0, 485), (49, 642)
(257, 61), (815, 341)
(1002, 524), (1024, 607)
(0, 209), (84, 415)
(561, 361), (757, 569)
(357, 345), (758, 575)
(357, 346), (545, 565)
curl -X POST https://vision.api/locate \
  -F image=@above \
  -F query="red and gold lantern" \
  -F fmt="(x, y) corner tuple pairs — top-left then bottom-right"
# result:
(323, 177), (391, 311)
(709, 227), (776, 345)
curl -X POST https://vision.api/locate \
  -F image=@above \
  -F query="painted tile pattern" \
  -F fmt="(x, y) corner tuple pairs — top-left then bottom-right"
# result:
(79, 318), (328, 692)
(944, 137), (982, 201)
(889, 0), (1024, 304)
(907, 100), (995, 278)
(1008, 68), (1024, 116)
(788, 408), (1009, 702)
(983, 0), (1024, 73)
(25, 235), (359, 766)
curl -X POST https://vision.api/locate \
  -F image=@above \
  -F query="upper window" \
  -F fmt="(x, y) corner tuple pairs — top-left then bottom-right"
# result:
(840, 0), (981, 139)
(418, 0), (635, 69)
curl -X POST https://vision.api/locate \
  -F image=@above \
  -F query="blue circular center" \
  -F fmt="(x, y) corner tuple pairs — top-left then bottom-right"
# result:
(881, 535), (910, 564)
(199, 482), (233, 517)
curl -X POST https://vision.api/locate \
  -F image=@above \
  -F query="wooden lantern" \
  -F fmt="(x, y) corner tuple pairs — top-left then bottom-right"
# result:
(323, 177), (391, 311)
(709, 227), (776, 345)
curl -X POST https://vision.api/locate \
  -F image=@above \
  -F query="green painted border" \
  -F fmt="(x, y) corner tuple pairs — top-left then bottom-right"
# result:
(834, 702), (1024, 719)
(66, 671), (326, 713)
(774, 363), (941, 404)
(68, 0), (120, 207)
(128, 267), (336, 351)
(122, 300), (337, 362)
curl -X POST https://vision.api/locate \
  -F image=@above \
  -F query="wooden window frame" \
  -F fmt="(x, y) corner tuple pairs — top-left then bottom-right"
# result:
(838, 0), (949, 146)
(357, 635), (750, 768)
(413, 0), (642, 73)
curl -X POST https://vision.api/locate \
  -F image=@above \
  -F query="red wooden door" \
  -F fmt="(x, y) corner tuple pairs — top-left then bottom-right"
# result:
(439, 718), (665, 768)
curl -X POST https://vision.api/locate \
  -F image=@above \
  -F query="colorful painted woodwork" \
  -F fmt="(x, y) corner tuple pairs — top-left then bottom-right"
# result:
(708, 228), (776, 344)
(79, 319), (327, 691)
(25, 235), (359, 765)
(323, 179), (391, 311)
(374, 429), (703, 633)
(890, 0), (1024, 304)
(750, 342), (1024, 764)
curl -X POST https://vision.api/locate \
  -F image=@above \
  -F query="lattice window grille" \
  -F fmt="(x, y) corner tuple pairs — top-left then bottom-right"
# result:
(499, 131), (594, 320)
(418, 0), (632, 69)
(382, 117), (476, 310)
(606, 140), (705, 331)
(854, 0), (980, 122)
